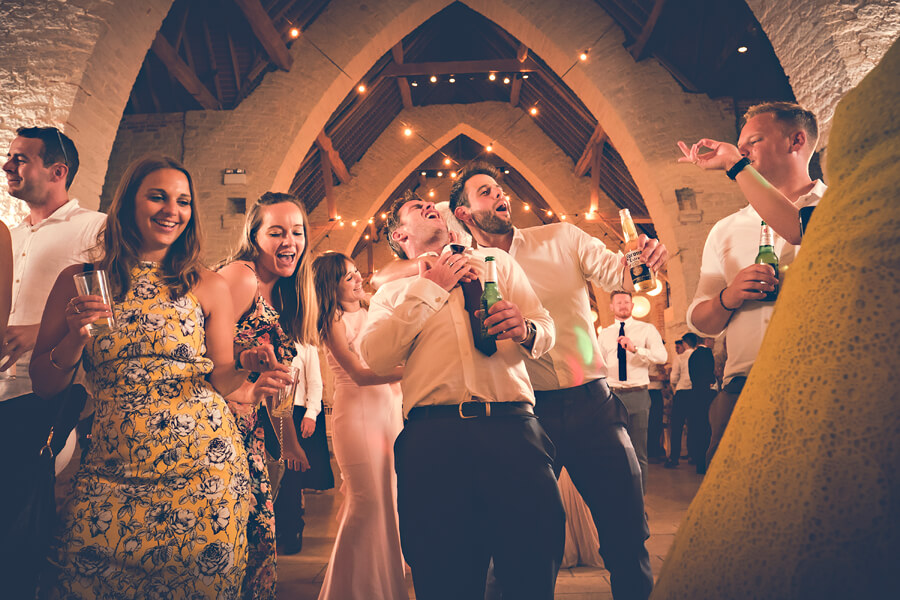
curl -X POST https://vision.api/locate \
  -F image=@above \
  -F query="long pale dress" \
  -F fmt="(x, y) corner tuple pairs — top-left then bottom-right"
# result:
(318, 307), (407, 600)
(52, 262), (250, 599)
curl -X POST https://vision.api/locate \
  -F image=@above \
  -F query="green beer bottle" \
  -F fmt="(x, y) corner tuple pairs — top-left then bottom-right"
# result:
(754, 221), (779, 301)
(481, 257), (502, 341)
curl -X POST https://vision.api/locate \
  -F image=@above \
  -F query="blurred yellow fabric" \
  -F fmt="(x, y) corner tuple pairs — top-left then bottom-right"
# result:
(653, 36), (900, 599)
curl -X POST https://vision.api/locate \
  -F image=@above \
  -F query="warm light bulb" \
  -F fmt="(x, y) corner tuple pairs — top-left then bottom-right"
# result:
(437, 171), (443, 177)
(529, 106), (538, 116)
(411, 81), (418, 87)
(503, 169), (510, 174)
(485, 145), (493, 152)
(428, 190), (435, 197)
(546, 210), (553, 216)
(449, 77), (456, 83)
(523, 204), (530, 211)
(430, 75), (437, 83)
(368, 218), (374, 224)
(364, 234), (370, 240)
(444, 157), (451, 166)
(489, 73), (496, 81)
(420, 171), (427, 176)
(339, 220), (345, 227)
(403, 127), (412, 136)
(737, 46), (748, 53)
(351, 220), (358, 227)
(357, 84), (366, 93)
(450, 171), (457, 178)
(560, 214), (567, 220)
(503, 77), (510, 84)
(579, 52), (588, 61)
(522, 74), (529, 79)
(632, 296), (651, 318)
(381, 213), (388, 220)
(289, 28), (300, 38)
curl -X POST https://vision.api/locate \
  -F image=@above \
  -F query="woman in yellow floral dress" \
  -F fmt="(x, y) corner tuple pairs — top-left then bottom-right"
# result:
(31, 155), (281, 598)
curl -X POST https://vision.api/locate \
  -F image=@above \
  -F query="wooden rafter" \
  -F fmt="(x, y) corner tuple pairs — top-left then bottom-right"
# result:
(315, 131), (351, 184)
(574, 123), (608, 177)
(226, 30), (242, 92)
(516, 44), (529, 63)
(171, 1), (191, 53)
(390, 42), (413, 109)
(233, 0), (293, 71)
(201, 20), (224, 102)
(319, 146), (337, 220)
(629, 0), (668, 60)
(382, 57), (539, 78)
(510, 75), (522, 107)
(590, 141), (602, 213)
(150, 32), (220, 110)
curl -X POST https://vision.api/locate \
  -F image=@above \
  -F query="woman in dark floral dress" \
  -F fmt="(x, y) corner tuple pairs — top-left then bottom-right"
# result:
(218, 191), (318, 599)
(31, 155), (280, 598)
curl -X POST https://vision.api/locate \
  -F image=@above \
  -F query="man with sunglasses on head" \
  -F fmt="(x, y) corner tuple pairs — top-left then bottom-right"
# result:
(1, 127), (105, 593)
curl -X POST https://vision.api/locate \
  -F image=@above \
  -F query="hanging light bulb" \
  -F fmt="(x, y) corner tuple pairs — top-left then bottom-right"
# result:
(411, 81), (418, 87)
(485, 144), (493, 152)
(430, 75), (437, 83)
(403, 127), (412, 137)
(443, 157), (451, 166)
(357, 84), (366, 93)
(437, 171), (443, 177)
(449, 76), (456, 83)
(579, 51), (588, 61)
(503, 77), (510, 84)
(450, 171), (457, 178)
(364, 234), (370, 240)
(488, 73), (497, 81)
(428, 190), (435, 197)
(289, 27), (300, 38)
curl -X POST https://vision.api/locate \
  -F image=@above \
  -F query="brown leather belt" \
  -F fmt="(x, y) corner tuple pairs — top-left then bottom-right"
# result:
(611, 385), (649, 392)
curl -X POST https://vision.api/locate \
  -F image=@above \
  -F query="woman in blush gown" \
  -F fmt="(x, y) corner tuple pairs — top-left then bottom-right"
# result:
(312, 252), (407, 600)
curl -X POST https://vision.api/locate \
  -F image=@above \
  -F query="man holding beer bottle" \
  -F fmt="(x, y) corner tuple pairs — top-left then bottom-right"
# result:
(451, 162), (667, 600)
(360, 190), (562, 600)
(676, 102), (826, 465)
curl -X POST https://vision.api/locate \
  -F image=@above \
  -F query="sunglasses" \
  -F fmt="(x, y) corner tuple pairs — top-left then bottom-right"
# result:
(55, 128), (69, 168)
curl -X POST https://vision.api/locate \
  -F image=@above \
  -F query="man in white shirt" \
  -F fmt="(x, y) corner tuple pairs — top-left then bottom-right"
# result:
(360, 191), (563, 599)
(665, 333), (700, 470)
(677, 102), (826, 466)
(451, 162), (667, 600)
(599, 291), (667, 492)
(0, 126), (105, 591)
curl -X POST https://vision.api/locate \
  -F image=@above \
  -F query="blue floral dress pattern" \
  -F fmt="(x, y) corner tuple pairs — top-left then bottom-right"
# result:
(232, 293), (297, 600)
(52, 263), (251, 599)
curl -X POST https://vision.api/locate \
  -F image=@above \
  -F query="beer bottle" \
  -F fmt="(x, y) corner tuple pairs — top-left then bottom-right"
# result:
(481, 257), (502, 341)
(754, 221), (779, 301)
(619, 208), (656, 293)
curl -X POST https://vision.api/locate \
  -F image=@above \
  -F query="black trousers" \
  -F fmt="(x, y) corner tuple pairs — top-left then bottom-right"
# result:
(395, 410), (565, 600)
(669, 389), (712, 468)
(647, 389), (665, 458)
(535, 379), (652, 600)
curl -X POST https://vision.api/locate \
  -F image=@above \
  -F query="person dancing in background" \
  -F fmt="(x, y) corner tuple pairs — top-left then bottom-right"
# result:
(312, 252), (407, 600)
(31, 155), (279, 597)
(217, 192), (318, 599)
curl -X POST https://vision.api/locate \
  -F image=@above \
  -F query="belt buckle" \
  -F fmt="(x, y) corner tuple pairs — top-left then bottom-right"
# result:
(458, 401), (489, 418)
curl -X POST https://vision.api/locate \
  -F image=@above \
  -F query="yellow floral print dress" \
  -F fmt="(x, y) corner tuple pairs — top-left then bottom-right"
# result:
(52, 263), (251, 599)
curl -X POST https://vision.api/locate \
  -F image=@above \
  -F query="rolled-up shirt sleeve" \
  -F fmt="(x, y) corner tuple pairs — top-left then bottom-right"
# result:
(360, 277), (449, 374)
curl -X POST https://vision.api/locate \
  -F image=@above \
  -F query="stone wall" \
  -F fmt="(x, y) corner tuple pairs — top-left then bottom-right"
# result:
(0, 0), (173, 223)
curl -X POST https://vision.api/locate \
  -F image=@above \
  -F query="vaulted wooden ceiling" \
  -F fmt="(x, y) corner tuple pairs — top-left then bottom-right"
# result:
(126, 0), (793, 261)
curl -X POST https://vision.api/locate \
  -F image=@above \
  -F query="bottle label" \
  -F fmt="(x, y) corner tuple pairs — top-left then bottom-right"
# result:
(625, 249), (652, 284)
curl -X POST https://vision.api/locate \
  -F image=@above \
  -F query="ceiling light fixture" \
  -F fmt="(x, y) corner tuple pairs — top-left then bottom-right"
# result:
(489, 73), (497, 81)
(357, 84), (366, 93)
(437, 171), (443, 177)
(503, 77), (510, 84)
(449, 76), (456, 83)
(485, 144), (493, 152)
(428, 190), (435, 197)
(737, 46), (748, 53)
(403, 127), (412, 136)
(522, 74), (529, 79)
(411, 81), (418, 87)
(444, 157), (451, 166)
(289, 28), (300, 38)
(421, 171), (427, 176)
(529, 106), (539, 116)
(580, 51), (588, 61)
(430, 75), (437, 83)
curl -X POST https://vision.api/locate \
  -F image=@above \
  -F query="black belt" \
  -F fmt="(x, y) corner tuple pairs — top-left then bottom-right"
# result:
(610, 384), (649, 392)
(406, 401), (533, 421)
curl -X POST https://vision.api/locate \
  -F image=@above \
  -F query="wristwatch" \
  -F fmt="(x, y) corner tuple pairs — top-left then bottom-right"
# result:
(520, 319), (537, 346)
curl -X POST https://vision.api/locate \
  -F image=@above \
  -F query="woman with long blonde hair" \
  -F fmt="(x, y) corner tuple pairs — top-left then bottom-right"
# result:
(217, 191), (318, 599)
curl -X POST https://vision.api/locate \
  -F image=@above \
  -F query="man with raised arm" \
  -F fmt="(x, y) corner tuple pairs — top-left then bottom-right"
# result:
(451, 162), (667, 600)
(359, 191), (563, 600)
(677, 102), (826, 464)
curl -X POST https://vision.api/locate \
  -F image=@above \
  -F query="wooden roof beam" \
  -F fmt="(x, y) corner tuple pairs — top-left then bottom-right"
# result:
(319, 147), (337, 220)
(629, 0), (668, 61)
(382, 57), (539, 78)
(233, 0), (293, 71)
(150, 32), (221, 110)
(509, 75), (522, 107)
(574, 124), (608, 177)
(391, 42), (413, 109)
(316, 131), (351, 184)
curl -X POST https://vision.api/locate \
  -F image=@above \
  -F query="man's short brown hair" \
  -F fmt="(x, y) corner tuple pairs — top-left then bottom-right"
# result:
(448, 161), (502, 212)
(610, 290), (633, 301)
(742, 101), (819, 148)
(386, 189), (423, 260)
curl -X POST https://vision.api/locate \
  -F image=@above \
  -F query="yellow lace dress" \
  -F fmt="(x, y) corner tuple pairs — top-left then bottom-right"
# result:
(52, 263), (251, 599)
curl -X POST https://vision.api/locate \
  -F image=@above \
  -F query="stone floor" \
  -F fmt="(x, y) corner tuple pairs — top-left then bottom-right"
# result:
(276, 459), (703, 599)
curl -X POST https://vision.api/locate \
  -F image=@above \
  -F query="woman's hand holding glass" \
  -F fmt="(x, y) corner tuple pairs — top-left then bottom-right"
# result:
(64, 294), (113, 342)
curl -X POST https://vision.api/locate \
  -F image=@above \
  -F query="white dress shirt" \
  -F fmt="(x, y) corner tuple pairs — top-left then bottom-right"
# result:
(598, 316), (667, 388)
(670, 348), (694, 391)
(2, 200), (105, 401)
(291, 342), (323, 420)
(360, 247), (554, 418)
(507, 222), (624, 391)
(686, 181), (825, 384)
